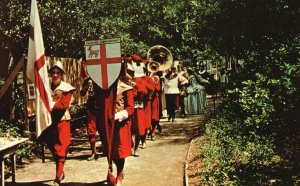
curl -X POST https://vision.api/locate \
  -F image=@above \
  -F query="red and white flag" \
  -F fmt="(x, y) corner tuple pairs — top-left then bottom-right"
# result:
(27, 0), (52, 138)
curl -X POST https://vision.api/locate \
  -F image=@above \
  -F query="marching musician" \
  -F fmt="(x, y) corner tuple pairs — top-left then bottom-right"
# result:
(149, 71), (161, 140)
(141, 60), (155, 148)
(130, 54), (148, 157)
(80, 77), (100, 161)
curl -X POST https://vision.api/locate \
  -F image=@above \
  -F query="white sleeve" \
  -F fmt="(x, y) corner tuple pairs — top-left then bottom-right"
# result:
(114, 110), (129, 122)
(178, 74), (189, 85)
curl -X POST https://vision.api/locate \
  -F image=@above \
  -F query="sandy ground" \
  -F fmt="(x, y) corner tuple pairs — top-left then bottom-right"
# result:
(4, 115), (205, 186)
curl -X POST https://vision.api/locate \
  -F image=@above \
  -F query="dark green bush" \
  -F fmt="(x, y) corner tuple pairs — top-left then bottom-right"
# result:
(0, 74), (44, 160)
(70, 104), (87, 129)
(0, 119), (20, 138)
(200, 38), (300, 185)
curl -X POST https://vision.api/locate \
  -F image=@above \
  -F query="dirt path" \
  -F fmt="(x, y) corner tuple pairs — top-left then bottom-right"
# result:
(6, 115), (204, 186)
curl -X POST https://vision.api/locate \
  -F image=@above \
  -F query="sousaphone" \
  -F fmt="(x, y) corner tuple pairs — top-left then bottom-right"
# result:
(147, 45), (173, 73)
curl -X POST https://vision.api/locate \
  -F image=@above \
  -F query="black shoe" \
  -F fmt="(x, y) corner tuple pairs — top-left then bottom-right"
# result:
(172, 118), (175, 122)
(168, 116), (171, 122)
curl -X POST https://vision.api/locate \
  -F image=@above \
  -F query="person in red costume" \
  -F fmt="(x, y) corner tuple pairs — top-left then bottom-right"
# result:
(129, 54), (148, 157)
(98, 59), (135, 186)
(40, 61), (75, 186)
(141, 62), (155, 148)
(80, 77), (99, 161)
(150, 72), (161, 140)
(110, 74), (135, 186)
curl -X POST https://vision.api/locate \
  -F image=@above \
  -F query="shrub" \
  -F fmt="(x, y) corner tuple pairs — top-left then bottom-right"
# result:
(200, 38), (300, 184)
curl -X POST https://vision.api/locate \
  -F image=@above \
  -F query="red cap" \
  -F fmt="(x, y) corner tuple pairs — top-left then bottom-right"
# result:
(142, 59), (149, 65)
(132, 54), (141, 62)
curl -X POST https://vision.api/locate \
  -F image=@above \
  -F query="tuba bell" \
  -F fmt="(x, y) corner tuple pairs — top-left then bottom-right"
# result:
(147, 45), (173, 73)
(147, 61), (160, 72)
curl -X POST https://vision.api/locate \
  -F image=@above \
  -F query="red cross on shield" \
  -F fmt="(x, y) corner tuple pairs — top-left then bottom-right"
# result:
(85, 39), (122, 90)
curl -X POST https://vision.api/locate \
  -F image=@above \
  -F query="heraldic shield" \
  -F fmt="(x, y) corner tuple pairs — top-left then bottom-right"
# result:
(85, 38), (122, 90)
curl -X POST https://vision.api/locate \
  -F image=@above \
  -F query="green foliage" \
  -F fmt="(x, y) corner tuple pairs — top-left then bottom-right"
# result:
(202, 114), (275, 185)
(0, 119), (20, 137)
(201, 36), (300, 185)
(0, 73), (25, 121)
(0, 0), (219, 61)
(0, 119), (38, 163)
(0, 74), (39, 161)
(197, 1), (300, 184)
(69, 104), (86, 119)
(15, 137), (37, 159)
(69, 104), (87, 128)
(14, 73), (26, 120)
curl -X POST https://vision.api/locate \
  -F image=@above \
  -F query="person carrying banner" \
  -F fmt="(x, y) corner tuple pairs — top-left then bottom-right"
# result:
(96, 60), (135, 186)
(80, 77), (100, 161)
(84, 39), (123, 185)
(40, 61), (75, 186)
(110, 73), (135, 185)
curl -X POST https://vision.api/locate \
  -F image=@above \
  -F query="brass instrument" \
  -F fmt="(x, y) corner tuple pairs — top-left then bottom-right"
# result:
(147, 61), (160, 72)
(147, 45), (173, 73)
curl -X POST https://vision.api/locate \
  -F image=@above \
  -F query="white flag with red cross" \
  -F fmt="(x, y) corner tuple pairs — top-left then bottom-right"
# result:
(27, 0), (52, 138)
(85, 39), (122, 90)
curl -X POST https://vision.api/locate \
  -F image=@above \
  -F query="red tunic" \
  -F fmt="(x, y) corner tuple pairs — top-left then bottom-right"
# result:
(112, 89), (134, 159)
(42, 91), (73, 160)
(143, 76), (155, 129)
(87, 109), (97, 136)
(151, 75), (161, 121)
(95, 83), (117, 160)
(80, 82), (98, 136)
(132, 77), (147, 136)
